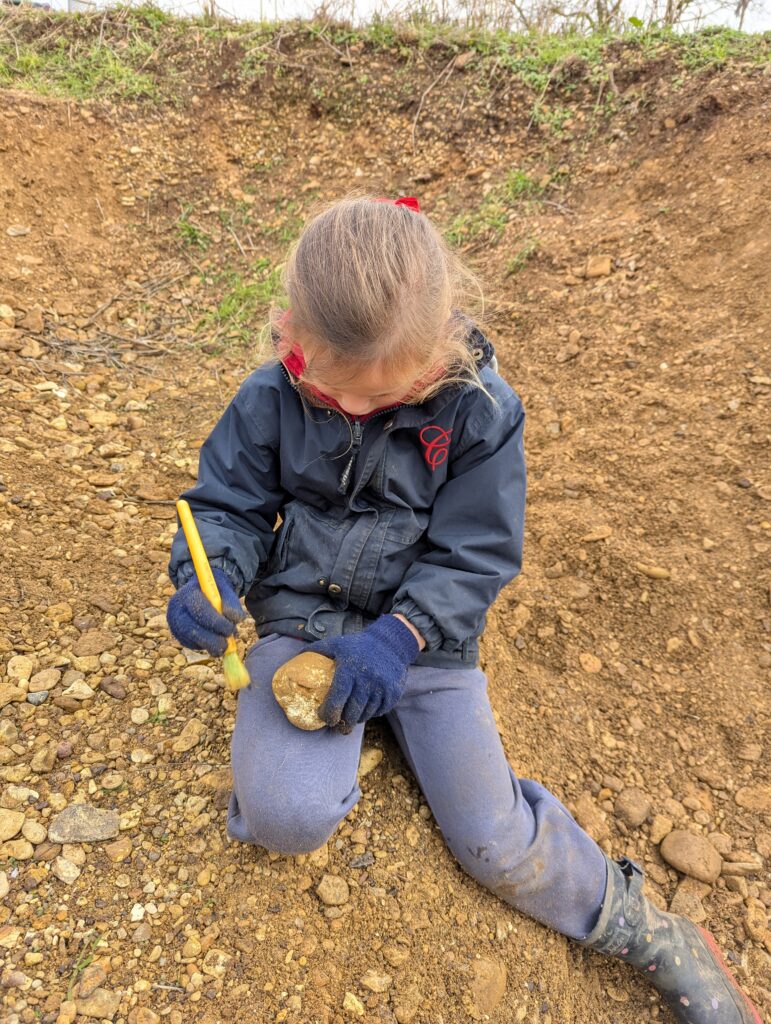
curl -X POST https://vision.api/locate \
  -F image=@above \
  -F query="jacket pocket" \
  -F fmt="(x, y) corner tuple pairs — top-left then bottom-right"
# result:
(264, 500), (349, 594)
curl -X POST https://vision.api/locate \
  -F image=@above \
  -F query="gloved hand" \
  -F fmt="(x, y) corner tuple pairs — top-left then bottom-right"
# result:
(307, 614), (420, 733)
(166, 568), (245, 656)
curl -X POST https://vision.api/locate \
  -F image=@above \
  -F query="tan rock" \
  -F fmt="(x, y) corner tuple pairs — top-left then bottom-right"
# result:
(660, 830), (722, 883)
(467, 957), (507, 1019)
(272, 652), (335, 730)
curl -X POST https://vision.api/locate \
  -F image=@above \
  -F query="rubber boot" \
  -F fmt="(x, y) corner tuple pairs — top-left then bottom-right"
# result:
(580, 855), (763, 1023)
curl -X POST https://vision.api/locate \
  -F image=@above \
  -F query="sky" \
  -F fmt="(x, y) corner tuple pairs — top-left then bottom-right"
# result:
(45, 0), (771, 32)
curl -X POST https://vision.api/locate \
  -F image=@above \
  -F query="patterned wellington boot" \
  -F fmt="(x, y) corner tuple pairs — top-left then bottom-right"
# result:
(580, 855), (763, 1023)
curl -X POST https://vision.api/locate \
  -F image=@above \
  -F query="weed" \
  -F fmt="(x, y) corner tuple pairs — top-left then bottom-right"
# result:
(503, 169), (546, 202)
(197, 259), (283, 345)
(67, 933), (105, 1000)
(505, 237), (539, 275)
(177, 205), (211, 251)
(149, 709), (168, 725)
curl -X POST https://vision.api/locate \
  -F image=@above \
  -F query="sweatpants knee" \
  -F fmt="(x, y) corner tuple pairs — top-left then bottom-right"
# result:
(229, 788), (340, 855)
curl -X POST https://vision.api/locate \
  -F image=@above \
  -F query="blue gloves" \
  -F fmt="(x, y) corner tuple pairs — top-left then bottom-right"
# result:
(167, 568), (245, 656)
(308, 614), (420, 733)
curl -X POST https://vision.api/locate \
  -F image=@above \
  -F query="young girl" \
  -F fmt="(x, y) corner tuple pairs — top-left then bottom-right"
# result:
(166, 194), (761, 1023)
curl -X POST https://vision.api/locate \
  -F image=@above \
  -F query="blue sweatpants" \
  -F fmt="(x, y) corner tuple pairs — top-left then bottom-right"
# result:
(227, 634), (608, 940)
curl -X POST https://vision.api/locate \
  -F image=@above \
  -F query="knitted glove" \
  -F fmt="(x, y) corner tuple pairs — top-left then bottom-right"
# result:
(307, 615), (420, 733)
(166, 568), (245, 656)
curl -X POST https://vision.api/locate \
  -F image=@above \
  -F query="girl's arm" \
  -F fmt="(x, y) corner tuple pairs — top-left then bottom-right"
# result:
(168, 380), (285, 596)
(390, 393), (526, 652)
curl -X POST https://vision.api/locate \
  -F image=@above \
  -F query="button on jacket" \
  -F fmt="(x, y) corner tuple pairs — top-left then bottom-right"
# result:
(169, 321), (526, 668)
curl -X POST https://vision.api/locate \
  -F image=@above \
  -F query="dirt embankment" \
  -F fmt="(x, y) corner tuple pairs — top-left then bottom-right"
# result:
(0, 12), (769, 1024)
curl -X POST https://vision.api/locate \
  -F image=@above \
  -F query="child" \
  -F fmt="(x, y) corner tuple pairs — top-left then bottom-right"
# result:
(166, 194), (761, 1023)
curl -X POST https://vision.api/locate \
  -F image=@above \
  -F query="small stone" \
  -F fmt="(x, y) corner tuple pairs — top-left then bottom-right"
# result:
(57, 740), (73, 759)
(0, 872), (8, 900)
(182, 936), (202, 958)
(105, 836), (132, 862)
(316, 873), (350, 906)
(359, 746), (384, 778)
(77, 963), (106, 999)
(49, 805), (120, 843)
(669, 877), (709, 922)
(46, 602), (73, 624)
(52, 856), (82, 884)
(0, 682), (26, 708)
(0, 810), (24, 842)
(735, 784), (771, 813)
(100, 676), (127, 699)
(130, 903), (145, 922)
(131, 748), (155, 764)
(579, 652), (602, 674)
(56, 1001), (77, 1024)
(744, 901), (768, 943)
(614, 788), (651, 828)
(6, 655), (34, 680)
(573, 791), (609, 842)
(0, 837), (33, 859)
(201, 948), (232, 978)
(660, 830), (722, 883)
(171, 719), (206, 753)
(75, 987), (121, 1019)
(30, 741), (58, 773)
(29, 668), (61, 692)
(468, 957), (507, 1018)
(27, 690), (49, 706)
(650, 814), (674, 845)
(21, 819), (46, 844)
(343, 991), (365, 1017)
(360, 968), (393, 992)
(61, 680), (95, 701)
(73, 630), (117, 657)
(585, 254), (613, 278)
(129, 1009), (160, 1024)
(131, 707), (150, 725)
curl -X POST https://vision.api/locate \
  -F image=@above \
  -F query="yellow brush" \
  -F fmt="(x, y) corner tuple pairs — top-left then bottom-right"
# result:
(176, 499), (250, 693)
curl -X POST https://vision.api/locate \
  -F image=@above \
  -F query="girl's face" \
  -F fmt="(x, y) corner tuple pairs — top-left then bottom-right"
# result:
(303, 360), (414, 417)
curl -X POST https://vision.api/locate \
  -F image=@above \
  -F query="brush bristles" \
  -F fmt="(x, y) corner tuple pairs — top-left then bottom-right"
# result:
(222, 651), (250, 692)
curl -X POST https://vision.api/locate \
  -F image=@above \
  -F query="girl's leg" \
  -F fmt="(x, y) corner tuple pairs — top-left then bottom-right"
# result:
(227, 634), (364, 855)
(386, 662), (607, 940)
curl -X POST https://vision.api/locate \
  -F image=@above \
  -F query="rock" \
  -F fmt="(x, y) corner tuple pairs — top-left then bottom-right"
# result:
(131, 748), (155, 764)
(61, 680), (95, 701)
(76, 963), (106, 999)
(744, 901), (768, 943)
(56, 1001), (77, 1024)
(0, 810), (24, 842)
(614, 788), (651, 828)
(0, 682), (27, 708)
(0, 720), (18, 744)
(316, 873), (350, 906)
(201, 948), (232, 978)
(52, 856), (82, 884)
(75, 987), (121, 1019)
(660, 830), (722, 883)
(6, 655), (34, 680)
(21, 819), (46, 844)
(129, 1009), (160, 1024)
(182, 936), (201, 958)
(46, 602), (73, 624)
(359, 746), (383, 778)
(99, 676), (126, 699)
(49, 805), (120, 843)
(131, 707), (150, 725)
(171, 719), (206, 753)
(105, 836), (132, 862)
(73, 631), (117, 657)
(360, 968), (392, 992)
(29, 668), (61, 692)
(27, 690), (49, 706)
(0, 838), (33, 860)
(383, 944), (410, 968)
(343, 991), (365, 1017)
(468, 958), (507, 1019)
(573, 791), (609, 842)
(272, 652), (335, 730)
(650, 814), (674, 844)
(669, 877), (709, 922)
(30, 741), (58, 773)
(735, 784), (771, 813)
(57, 740), (73, 759)
(18, 305), (44, 332)
(585, 254), (613, 278)
(0, 872), (8, 900)
(579, 652), (602, 674)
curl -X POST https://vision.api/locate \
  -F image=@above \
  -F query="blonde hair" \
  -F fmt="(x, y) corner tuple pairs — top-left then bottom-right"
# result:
(259, 189), (489, 405)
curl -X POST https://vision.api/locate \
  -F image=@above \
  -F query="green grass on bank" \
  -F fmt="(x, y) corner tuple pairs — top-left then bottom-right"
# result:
(0, 2), (768, 103)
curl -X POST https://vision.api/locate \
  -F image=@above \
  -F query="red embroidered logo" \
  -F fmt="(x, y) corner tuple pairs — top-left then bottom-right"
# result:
(419, 425), (452, 470)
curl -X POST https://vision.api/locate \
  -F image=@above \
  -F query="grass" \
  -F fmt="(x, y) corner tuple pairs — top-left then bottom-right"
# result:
(445, 167), (548, 247)
(505, 237), (539, 275)
(66, 933), (105, 1000)
(177, 205), (212, 251)
(0, 5), (766, 104)
(197, 259), (284, 345)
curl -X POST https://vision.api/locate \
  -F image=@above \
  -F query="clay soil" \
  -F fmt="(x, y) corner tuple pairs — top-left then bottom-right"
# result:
(0, 11), (769, 1024)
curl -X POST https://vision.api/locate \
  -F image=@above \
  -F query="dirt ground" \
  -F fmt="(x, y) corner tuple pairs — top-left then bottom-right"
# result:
(0, 17), (770, 1024)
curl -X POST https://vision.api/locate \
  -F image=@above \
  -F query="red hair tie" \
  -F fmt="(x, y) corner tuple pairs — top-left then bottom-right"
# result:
(371, 196), (421, 213)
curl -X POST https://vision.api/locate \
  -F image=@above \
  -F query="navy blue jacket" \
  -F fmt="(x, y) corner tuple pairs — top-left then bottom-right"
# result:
(169, 323), (526, 667)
